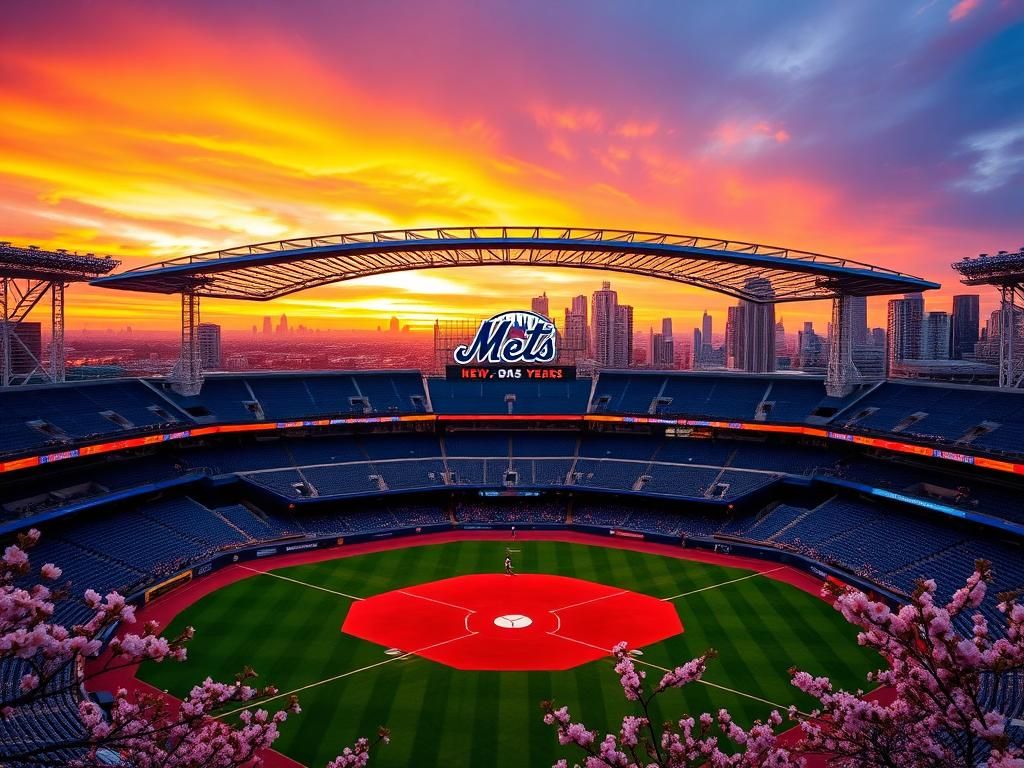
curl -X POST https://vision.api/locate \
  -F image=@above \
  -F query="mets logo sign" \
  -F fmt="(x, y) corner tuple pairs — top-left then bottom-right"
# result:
(453, 311), (557, 365)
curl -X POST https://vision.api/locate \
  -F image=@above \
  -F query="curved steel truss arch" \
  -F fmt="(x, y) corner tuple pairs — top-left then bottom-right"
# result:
(92, 227), (939, 303)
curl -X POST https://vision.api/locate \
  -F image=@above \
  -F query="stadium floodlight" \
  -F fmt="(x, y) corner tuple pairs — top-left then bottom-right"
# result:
(0, 243), (119, 387)
(952, 248), (1024, 389)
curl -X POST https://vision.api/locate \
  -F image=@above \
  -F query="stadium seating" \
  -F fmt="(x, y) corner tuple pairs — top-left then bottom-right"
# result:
(215, 504), (292, 540)
(456, 501), (565, 525)
(162, 377), (257, 422)
(727, 441), (833, 475)
(525, 458), (575, 485)
(376, 459), (448, 491)
(579, 435), (659, 460)
(163, 372), (430, 423)
(0, 380), (182, 453)
(142, 497), (250, 556)
(571, 459), (643, 491)
(445, 458), (486, 485)
(0, 660), (86, 766)
(243, 469), (308, 497)
(361, 434), (442, 459)
(509, 432), (578, 456)
(59, 507), (205, 578)
(286, 435), (367, 465)
(757, 379), (859, 422)
(653, 438), (736, 466)
(428, 378), (591, 414)
(8, 371), (1024, 763)
(590, 372), (772, 421)
(837, 381), (1024, 455)
(443, 432), (508, 456)
(637, 465), (721, 497)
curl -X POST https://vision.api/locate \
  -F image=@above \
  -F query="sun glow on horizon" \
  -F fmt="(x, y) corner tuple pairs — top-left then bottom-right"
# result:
(2, 1), (1021, 333)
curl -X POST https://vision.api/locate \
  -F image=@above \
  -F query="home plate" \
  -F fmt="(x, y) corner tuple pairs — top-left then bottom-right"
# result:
(493, 614), (533, 629)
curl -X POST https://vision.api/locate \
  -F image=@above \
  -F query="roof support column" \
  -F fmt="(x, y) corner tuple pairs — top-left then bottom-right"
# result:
(998, 284), (1024, 389)
(1, 278), (10, 388)
(49, 281), (65, 383)
(171, 290), (203, 396)
(826, 295), (860, 397)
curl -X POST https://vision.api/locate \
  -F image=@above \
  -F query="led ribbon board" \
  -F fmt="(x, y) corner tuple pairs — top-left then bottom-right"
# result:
(448, 310), (574, 380)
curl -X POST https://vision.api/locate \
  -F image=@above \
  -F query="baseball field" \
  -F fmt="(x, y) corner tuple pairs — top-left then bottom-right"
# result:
(138, 536), (879, 767)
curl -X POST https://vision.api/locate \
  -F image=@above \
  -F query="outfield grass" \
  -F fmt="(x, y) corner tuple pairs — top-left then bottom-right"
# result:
(139, 541), (879, 767)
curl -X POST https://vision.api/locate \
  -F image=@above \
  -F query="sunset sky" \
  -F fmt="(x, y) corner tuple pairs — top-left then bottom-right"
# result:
(2, 0), (1022, 335)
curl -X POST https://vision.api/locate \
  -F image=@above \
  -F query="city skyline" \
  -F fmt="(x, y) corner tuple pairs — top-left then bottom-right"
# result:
(1, 1), (1021, 335)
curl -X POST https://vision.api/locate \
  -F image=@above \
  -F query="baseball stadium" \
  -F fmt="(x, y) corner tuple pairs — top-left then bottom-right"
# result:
(2, 232), (1023, 767)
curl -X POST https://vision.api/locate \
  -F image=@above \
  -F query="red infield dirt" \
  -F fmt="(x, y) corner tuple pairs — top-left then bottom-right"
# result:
(342, 573), (683, 670)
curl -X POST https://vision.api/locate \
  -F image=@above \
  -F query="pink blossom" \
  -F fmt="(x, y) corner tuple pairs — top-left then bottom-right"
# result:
(546, 564), (1024, 768)
(2, 545), (28, 567)
(39, 563), (62, 580)
(19, 673), (38, 692)
(2, 531), (383, 768)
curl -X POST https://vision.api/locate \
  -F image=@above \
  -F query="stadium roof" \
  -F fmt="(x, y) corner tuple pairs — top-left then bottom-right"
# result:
(91, 227), (939, 303)
(1, 242), (119, 281)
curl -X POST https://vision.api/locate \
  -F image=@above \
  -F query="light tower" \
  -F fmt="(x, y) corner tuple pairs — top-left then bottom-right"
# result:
(952, 248), (1024, 388)
(0, 243), (118, 387)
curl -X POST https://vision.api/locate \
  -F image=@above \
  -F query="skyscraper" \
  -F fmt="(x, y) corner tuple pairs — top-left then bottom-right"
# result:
(389, 316), (400, 333)
(531, 292), (550, 319)
(797, 322), (827, 372)
(887, 293), (925, 368)
(571, 294), (588, 319)
(277, 314), (289, 336)
(590, 283), (633, 368)
(262, 316), (272, 336)
(650, 318), (674, 368)
(775, 319), (787, 358)
(591, 282), (618, 367)
(197, 323), (222, 369)
(924, 311), (951, 359)
(564, 297), (589, 359)
(848, 296), (868, 346)
(658, 318), (674, 367)
(725, 305), (743, 369)
(615, 304), (634, 368)
(737, 277), (776, 373)
(951, 294), (980, 359)
(693, 309), (714, 368)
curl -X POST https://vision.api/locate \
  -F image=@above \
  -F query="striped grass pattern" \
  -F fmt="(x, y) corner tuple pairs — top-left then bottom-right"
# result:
(140, 541), (878, 768)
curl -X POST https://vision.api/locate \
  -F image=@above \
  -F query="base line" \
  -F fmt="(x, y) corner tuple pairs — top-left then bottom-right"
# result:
(546, 631), (806, 715)
(398, 589), (477, 614)
(630, 656), (811, 716)
(661, 566), (789, 601)
(549, 589), (629, 614)
(237, 565), (364, 601)
(218, 630), (478, 718)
